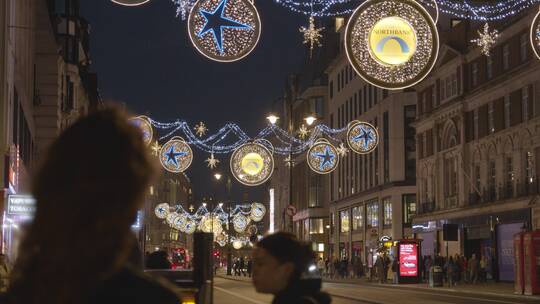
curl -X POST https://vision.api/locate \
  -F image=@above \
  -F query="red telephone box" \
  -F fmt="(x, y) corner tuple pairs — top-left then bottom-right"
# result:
(514, 232), (524, 295)
(523, 231), (540, 295)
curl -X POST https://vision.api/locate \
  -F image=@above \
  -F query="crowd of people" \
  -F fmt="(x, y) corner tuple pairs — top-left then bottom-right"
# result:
(232, 257), (253, 277)
(422, 253), (492, 286)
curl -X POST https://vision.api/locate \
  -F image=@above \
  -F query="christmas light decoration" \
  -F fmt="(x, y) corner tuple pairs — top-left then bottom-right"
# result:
(172, 0), (197, 20)
(129, 116), (153, 146)
(150, 141), (161, 156)
(159, 137), (194, 173)
(284, 155), (295, 167)
(194, 121), (208, 137)
(471, 23), (499, 57)
(531, 7), (540, 60)
(205, 153), (220, 169)
(250, 202), (266, 222)
(300, 16), (325, 57)
(188, 0), (262, 62)
(230, 142), (274, 186)
(347, 121), (379, 154)
(111, 0), (151, 6)
(336, 143), (349, 157)
(298, 124), (309, 139)
(345, 0), (439, 90)
(307, 139), (339, 174)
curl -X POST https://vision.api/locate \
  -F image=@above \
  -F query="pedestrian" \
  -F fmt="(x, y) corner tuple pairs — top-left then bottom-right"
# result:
(324, 258), (330, 278)
(424, 256), (432, 283)
(446, 257), (454, 287)
(470, 254), (479, 284)
(382, 254), (390, 283)
(392, 258), (399, 284)
(240, 257), (246, 276)
(246, 259), (253, 278)
(479, 256), (486, 283)
(252, 232), (331, 304)
(317, 258), (325, 277)
(2, 108), (181, 304)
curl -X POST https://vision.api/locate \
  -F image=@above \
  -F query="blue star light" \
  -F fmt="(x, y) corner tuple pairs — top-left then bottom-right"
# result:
(352, 126), (375, 150)
(198, 0), (252, 54)
(165, 145), (187, 168)
(313, 146), (336, 171)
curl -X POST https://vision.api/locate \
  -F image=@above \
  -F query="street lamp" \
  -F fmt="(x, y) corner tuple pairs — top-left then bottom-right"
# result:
(214, 173), (222, 181)
(304, 115), (317, 126)
(214, 173), (233, 275)
(266, 114), (279, 125)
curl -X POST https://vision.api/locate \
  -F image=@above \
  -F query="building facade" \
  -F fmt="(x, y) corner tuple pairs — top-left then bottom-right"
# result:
(413, 12), (540, 281)
(326, 19), (417, 265)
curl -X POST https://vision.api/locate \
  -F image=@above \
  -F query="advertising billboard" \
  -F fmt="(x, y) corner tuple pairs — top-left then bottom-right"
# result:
(399, 243), (418, 277)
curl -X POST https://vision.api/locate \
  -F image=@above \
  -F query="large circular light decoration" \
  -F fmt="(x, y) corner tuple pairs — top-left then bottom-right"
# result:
(345, 0), (439, 90)
(188, 0), (261, 62)
(530, 9), (540, 60)
(230, 142), (274, 186)
(200, 215), (223, 234)
(307, 140), (339, 175)
(347, 121), (379, 154)
(129, 116), (153, 146)
(160, 137), (193, 173)
(232, 239), (244, 250)
(166, 213), (179, 227)
(173, 214), (188, 231)
(110, 0), (151, 6)
(250, 202), (266, 222)
(233, 214), (250, 233)
(155, 203), (170, 219)
(184, 219), (197, 234)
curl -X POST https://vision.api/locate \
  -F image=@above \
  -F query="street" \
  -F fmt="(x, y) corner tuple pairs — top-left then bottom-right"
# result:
(213, 278), (539, 304)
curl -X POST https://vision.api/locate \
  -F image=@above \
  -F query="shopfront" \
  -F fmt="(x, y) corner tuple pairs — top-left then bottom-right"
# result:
(2, 194), (35, 264)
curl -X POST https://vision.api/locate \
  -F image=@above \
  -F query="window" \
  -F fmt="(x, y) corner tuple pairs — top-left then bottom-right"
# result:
(522, 87), (529, 121)
(506, 157), (514, 196)
(338, 73), (341, 92)
(487, 56), (493, 79)
(340, 210), (350, 233)
(488, 102), (494, 134)
(383, 198), (392, 226)
(352, 206), (363, 231)
(404, 106), (416, 180)
(504, 95), (511, 128)
(309, 218), (324, 234)
(329, 81), (334, 99)
(474, 109), (479, 139)
(308, 175), (322, 207)
(403, 194), (416, 224)
(330, 212), (335, 235)
(432, 84), (438, 107)
(383, 111), (389, 183)
(520, 33), (528, 62)
(474, 165), (481, 194)
(444, 156), (457, 196)
(526, 151), (534, 184)
(503, 44), (510, 70)
(489, 160), (497, 194)
(472, 63), (478, 87)
(366, 201), (379, 228)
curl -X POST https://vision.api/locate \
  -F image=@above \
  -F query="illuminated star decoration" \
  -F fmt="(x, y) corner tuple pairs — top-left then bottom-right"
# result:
(300, 16), (324, 58)
(194, 121), (208, 137)
(284, 155), (295, 167)
(336, 143), (349, 157)
(352, 126), (376, 151)
(165, 145), (188, 168)
(150, 141), (161, 156)
(298, 124), (309, 139)
(189, 205), (195, 212)
(313, 146), (336, 171)
(172, 0), (197, 21)
(471, 23), (499, 57)
(205, 153), (220, 169)
(197, 0), (252, 54)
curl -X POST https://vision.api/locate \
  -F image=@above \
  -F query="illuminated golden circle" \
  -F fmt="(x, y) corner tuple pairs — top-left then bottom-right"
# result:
(368, 17), (417, 66)
(241, 152), (264, 176)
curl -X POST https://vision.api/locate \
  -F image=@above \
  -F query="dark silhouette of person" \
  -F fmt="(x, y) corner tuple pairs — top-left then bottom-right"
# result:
(146, 251), (172, 270)
(2, 108), (180, 304)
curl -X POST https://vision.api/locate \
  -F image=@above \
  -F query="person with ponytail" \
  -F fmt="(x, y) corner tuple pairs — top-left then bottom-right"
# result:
(252, 232), (331, 304)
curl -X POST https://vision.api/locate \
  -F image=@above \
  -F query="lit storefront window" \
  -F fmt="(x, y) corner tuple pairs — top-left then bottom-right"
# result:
(383, 198), (392, 227)
(367, 200), (379, 228)
(352, 206), (363, 231)
(340, 210), (350, 233)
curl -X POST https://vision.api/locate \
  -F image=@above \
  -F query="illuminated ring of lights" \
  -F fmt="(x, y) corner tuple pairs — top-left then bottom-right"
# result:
(173, 214), (188, 231)
(155, 203), (170, 219)
(248, 225), (258, 235)
(166, 213), (179, 226)
(344, 0), (439, 90)
(187, 0), (262, 62)
(110, 0), (151, 6)
(200, 215), (223, 234)
(230, 142), (274, 186)
(425, 0), (439, 24)
(250, 202), (266, 222)
(233, 214), (250, 233)
(232, 239), (243, 249)
(159, 137), (193, 173)
(216, 233), (227, 246)
(530, 9), (540, 60)
(129, 115), (153, 146)
(346, 121), (379, 154)
(307, 140), (339, 175)
(184, 219), (197, 234)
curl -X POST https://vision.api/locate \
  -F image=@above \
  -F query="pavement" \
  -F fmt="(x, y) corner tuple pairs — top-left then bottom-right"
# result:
(214, 269), (540, 303)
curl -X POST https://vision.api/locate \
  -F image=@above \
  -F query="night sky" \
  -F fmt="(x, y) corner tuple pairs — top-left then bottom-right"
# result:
(80, 0), (307, 202)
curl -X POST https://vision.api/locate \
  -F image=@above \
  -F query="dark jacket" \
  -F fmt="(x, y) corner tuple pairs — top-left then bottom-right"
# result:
(272, 278), (331, 304)
(87, 265), (181, 304)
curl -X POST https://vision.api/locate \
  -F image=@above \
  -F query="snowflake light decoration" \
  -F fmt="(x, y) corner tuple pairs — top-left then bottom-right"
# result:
(171, 0), (197, 20)
(298, 124), (309, 139)
(150, 141), (161, 156)
(284, 155), (295, 168)
(194, 121), (208, 137)
(471, 23), (499, 57)
(300, 16), (324, 57)
(336, 143), (349, 157)
(205, 153), (220, 169)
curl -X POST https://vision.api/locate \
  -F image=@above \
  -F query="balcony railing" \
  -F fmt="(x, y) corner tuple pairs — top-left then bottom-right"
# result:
(467, 180), (539, 206)
(419, 201), (435, 214)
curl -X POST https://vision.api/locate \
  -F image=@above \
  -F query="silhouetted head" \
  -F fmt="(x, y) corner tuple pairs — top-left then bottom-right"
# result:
(252, 232), (314, 294)
(7, 107), (157, 303)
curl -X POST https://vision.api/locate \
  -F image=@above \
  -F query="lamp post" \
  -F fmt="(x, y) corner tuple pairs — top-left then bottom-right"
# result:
(214, 173), (233, 275)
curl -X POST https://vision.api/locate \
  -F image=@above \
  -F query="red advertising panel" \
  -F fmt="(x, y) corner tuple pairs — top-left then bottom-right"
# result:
(523, 231), (540, 295)
(399, 243), (418, 277)
(514, 232), (524, 295)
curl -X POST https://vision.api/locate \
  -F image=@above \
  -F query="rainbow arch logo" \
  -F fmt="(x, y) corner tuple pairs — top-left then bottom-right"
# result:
(369, 17), (417, 66)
